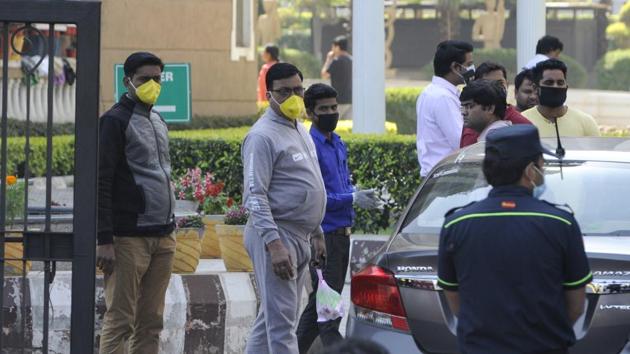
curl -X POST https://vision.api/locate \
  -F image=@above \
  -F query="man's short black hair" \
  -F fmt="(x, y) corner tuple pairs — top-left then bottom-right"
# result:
(532, 59), (567, 85)
(433, 40), (474, 77)
(304, 83), (337, 112)
(514, 69), (535, 90)
(460, 79), (507, 119)
(123, 52), (164, 77)
(265, 62), (303, 92)
(483, 149), (541, 187)
(535, 35), (564, 55)
(333, 35), (349, 51)
(475, 61), (507, 81)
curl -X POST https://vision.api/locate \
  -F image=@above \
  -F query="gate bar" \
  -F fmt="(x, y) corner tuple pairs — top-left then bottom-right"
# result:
(0, 22), (10, 351)
(70, 3), (101, 353)
(0, 3), (101, 352)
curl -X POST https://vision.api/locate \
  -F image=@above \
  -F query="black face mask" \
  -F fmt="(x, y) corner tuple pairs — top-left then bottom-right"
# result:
(455, 63), (475, 85)
(315, 112), (339, 133)
(538, 86), (567, 108)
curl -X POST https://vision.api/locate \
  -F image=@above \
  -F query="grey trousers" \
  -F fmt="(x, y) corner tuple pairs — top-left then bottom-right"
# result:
(244, 226), (311, 354)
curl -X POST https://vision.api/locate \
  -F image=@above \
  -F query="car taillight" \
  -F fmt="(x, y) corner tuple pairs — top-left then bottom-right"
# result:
(351, 264), (409, 332)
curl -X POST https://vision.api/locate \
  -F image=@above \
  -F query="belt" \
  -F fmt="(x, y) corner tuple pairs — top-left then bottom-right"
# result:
(328, 227), (351, 237)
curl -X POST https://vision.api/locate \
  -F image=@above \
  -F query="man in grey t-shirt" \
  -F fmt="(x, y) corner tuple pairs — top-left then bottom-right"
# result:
(242, 63), (327, 354)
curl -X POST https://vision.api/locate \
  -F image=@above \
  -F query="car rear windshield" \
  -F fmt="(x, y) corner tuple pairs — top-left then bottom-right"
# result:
(396, 161), (630, 250)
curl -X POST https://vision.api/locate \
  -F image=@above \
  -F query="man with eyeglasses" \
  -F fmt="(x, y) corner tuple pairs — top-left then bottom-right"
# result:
(242, 62), (327, 354)
(521, 59), (599, 137)
(460, 80), (511, 143)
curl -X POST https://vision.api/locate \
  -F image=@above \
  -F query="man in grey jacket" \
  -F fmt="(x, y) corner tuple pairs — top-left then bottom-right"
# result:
(242, 63), (327, 354)
(98, 52), (176, 354)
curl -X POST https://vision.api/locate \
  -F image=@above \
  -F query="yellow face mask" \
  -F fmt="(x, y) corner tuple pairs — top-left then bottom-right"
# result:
(272, 94), (305, 121)
(130, 79), (161, 105)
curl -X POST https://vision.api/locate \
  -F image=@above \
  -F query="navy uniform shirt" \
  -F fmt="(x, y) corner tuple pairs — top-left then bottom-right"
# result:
(438, 185), (592, 354)
(310, 126), (355, 233)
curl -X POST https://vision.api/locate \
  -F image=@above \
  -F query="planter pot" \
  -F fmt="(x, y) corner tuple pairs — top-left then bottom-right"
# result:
(201, 215), (223, 259)
(174, 200), (200, 214)
(215, 224), (253, 272)
(4, 231), (31, 276)
(172, 227), (203, 273)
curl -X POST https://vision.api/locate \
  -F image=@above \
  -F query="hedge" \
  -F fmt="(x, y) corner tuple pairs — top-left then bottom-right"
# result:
(6, 128), (420, 233)
(8, 127), (628, 232)
(595, 49), (630, 90)
(170, 129), (420, 233)
(5, 136), (75, 177)
(4, 118), (75, 137)
(386, 87), (422, 134)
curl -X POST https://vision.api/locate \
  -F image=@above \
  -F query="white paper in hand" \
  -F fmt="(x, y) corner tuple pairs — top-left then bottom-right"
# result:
(315, 269), (345, 322)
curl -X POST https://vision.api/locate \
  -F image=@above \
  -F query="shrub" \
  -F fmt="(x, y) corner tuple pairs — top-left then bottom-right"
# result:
(281, 48), (321, 79)
(279, 32), (312, 53)
(6, 128), (421, 233)
(385, 87), (422, 134)
(6, 135), (75, 177)
(2, 176), (25, 225)
(176, 215), (204, 229)
(596, 49), (630, 90)
(169, 129), (420, 233)
(5, 118), (75, 137)
(167, 115), (257, 131)
(224, 205), (249, 225)
(607, 1), (630, 49)
(302, 119), (398, 134)
(6, 116), (257, 136)
(278, 7), (312, 32)
(559, 54), (588, 89)
(473, 48), (519, 80)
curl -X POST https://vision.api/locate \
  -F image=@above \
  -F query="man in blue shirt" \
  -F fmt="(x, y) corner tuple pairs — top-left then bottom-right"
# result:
(296, 83), (380, 353)
(438, 125), (591, 354)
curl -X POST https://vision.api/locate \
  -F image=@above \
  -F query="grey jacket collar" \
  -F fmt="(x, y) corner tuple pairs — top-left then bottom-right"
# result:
(266, 108), (297, 128)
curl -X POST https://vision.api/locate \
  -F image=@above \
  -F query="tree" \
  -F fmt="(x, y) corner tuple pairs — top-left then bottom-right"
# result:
(438, 0), (461, 40)
(607, 1), (630, 49)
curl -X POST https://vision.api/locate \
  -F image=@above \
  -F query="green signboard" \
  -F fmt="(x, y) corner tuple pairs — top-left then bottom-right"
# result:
(114, 63), (192, 123)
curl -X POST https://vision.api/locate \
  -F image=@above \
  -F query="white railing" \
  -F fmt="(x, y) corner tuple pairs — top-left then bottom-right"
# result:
(0, 78), (76, 123)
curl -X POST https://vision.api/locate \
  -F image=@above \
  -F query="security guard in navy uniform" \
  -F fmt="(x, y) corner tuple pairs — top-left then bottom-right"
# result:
(437, 125), (592, 354)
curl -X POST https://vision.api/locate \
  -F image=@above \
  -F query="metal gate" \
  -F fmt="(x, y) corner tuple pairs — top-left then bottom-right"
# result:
(0, 1), (100, 352)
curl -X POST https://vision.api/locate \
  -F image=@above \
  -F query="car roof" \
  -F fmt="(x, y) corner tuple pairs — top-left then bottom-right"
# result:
(439, 137), (630, 166)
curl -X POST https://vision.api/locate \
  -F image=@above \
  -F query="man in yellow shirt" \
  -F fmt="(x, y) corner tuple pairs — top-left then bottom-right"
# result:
(522, 59), (600, 138)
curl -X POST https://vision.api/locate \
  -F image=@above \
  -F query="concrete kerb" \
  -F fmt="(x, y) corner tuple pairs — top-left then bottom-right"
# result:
(1, 234), (389, 353)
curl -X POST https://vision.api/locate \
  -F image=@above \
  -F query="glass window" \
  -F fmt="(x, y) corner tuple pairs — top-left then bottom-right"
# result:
(231, 0), (254, 61)
(393, 161), (630, 251)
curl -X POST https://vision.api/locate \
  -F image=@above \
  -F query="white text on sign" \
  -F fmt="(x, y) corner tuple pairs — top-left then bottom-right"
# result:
(161, 72), (174, 82)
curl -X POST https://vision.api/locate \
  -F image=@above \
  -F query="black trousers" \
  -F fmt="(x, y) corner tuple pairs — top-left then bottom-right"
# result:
(296, 231), (350, 354)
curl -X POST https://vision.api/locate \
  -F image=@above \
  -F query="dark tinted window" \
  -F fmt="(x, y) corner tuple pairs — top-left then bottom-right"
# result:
(395, 161), (630, 250)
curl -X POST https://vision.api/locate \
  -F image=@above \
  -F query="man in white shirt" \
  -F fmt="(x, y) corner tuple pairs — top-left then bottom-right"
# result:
(460, 79), (511, 142)
(416, 40), (474, 177)
(524, 35), (563, 70)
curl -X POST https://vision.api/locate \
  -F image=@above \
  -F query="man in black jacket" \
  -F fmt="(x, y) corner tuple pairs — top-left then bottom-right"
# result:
(97, 52), (176, 354)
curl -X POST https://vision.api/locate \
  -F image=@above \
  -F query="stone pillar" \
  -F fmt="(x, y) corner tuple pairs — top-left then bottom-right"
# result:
(352, 0), (385, 134)
(517, 0), (546, 70)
